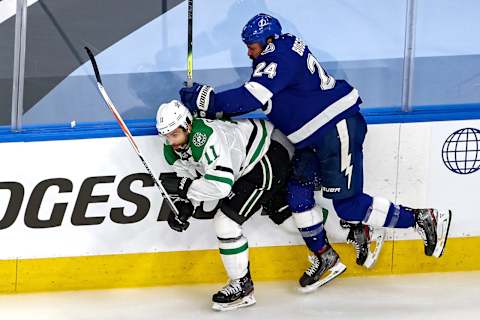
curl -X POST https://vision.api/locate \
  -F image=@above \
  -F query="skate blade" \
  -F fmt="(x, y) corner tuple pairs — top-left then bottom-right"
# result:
(433, 210), (452, 258)
(364, 228), (386, 269)
(211, 294), (256, 312)
(298, 261), (347, 293)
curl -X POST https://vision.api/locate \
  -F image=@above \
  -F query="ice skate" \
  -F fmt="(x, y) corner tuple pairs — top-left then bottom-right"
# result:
(298, 244), (346, 293)
(212, 270), (256, 311)
(413, 208), (452, 258)
(341, 220), (385, 268)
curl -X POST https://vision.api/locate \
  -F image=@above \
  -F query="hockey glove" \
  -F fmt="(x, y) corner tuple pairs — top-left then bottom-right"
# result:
(160, 172), (193, 199)
(261, 190), (293, 225)
(167, 198), (194, 232)
(179, 82), (216, 119)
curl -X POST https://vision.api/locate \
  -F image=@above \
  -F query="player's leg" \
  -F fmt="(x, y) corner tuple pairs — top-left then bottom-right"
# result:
(321, 112), (451, 258)
(316, 113), (387, 268)
(288, 149), (346, 293)
(260, 135), (294, 228)
(261, 185), (295, 229)
(335, 194), (451, 258)
(212, 211), (255, 311)
(211, 177), (262, 312)
(211, 140), (290, 311)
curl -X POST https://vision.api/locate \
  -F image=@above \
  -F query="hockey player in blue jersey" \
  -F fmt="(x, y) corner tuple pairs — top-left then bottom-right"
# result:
(179, 13), (452, 293)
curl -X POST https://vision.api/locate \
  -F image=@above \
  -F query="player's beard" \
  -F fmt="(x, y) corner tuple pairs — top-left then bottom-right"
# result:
(173, 144), (192, 160)
(173, 143), (188, 152)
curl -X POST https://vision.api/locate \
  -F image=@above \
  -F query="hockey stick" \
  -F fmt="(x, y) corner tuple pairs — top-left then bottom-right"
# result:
(84, 47), (187, 228)
(186, 0), (193, 87)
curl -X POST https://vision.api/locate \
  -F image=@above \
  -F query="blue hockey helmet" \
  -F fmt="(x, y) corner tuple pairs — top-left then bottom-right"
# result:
(241, 13), (282, 46)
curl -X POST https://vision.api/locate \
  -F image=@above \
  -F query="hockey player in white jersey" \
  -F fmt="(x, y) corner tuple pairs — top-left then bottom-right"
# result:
(156, 100), (294, 311)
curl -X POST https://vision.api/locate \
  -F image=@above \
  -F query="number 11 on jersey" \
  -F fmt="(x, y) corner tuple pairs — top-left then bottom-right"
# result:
(205, 145), (219, 165)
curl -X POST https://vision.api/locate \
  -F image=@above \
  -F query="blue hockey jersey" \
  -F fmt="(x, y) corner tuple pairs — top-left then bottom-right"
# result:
(214, 34), (361, 149)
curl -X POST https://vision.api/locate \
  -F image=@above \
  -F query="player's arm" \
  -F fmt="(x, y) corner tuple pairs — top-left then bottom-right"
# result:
(215, 54), (293, 113)
(178, 82), (261, 118)
(159, 144), (197, 232)
(212, 85), (264, 114)
(160, 131), (234, 202)
(186, 133), (235, 202)
(179, 53), (292, 116)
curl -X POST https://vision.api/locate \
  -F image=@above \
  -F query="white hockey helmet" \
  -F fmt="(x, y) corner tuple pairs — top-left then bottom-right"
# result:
(156, 100), (193, 135)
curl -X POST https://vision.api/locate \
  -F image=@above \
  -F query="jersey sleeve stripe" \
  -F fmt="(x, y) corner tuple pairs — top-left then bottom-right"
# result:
(287, 89), (359, 144)
(262, 99), (273, 115)
(244, 81), (273, 105)
(204, 174), (234, 186)
(210, 170), (235, 183)
(214, 166), (234, 175)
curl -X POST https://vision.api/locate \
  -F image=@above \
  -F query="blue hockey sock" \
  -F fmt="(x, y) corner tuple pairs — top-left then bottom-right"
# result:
(298, 223), (327, 252)
(383, 204), (415, 228)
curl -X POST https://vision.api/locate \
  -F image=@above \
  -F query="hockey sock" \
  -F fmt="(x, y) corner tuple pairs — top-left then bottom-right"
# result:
(359, 196), (415, 228)
(218, 236), (249, 279)
(292, 207), (327, 252)
(383, 204), (415, 228)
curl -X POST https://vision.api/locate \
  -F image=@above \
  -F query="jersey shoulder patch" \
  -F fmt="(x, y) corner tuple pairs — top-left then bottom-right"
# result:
(189, 118), (214, 162)
(163, 144), (179, 165)
(261, 42), (276, 56)
(254, 37), (296, 67)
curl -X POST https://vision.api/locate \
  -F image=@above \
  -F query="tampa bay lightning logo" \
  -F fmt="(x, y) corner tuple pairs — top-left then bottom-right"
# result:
(261, 43), (275, 55)
(442, 127), (480, 174)
(258, 18), (268, 29)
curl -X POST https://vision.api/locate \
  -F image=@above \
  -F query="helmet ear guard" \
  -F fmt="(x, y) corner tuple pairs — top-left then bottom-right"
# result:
(241, 13), (282, 46)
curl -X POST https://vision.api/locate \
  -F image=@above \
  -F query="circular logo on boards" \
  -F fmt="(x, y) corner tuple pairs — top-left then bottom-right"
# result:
(442, 127), (480, 174)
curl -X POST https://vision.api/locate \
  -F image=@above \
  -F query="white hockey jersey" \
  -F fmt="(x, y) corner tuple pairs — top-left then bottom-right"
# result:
(163, 118), (274, 202)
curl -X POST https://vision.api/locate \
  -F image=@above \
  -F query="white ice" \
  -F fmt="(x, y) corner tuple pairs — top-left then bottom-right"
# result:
(1, 271), (479, 320)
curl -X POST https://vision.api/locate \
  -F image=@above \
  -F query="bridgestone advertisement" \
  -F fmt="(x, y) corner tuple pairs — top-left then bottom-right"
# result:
(0, 120), (478, 260)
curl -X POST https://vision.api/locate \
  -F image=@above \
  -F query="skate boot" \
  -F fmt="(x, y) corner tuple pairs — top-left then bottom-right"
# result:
(413, 208), (452, 258)
(340, 220), (386, 269)
(298, 244), (347, 293)
(212, 269), (256, 311)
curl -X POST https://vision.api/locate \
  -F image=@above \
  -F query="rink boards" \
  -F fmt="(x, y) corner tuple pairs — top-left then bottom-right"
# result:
(0, 119), (479, 292)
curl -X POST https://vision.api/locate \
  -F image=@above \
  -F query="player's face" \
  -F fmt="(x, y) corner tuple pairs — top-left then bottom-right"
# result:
(164, 127), (189, 151)
(247, 43), (263, 60)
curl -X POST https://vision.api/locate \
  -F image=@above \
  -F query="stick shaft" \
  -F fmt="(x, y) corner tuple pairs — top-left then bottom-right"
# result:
(186, 0), (193, 87)
(84, 47), (180, 217)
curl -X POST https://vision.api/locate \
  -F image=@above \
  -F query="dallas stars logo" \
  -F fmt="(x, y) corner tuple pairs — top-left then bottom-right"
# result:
(192, 132), (207, 147)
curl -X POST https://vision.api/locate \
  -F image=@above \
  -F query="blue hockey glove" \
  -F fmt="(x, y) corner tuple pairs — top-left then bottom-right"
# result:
(179, 82), (216, 119)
